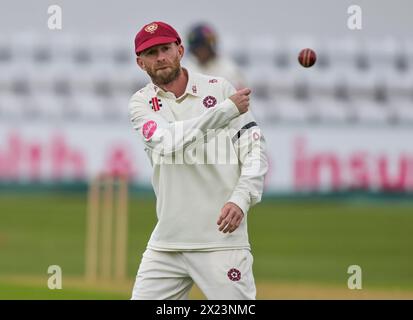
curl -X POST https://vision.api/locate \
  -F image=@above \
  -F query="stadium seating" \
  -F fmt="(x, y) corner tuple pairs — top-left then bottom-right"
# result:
(0, 32), (412, 125)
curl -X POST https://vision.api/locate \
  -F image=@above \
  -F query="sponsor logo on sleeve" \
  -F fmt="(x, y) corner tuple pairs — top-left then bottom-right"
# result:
(142, 120), (157, 140)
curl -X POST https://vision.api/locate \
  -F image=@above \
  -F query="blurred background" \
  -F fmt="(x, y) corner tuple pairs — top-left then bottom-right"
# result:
(0, 0), (412, 299)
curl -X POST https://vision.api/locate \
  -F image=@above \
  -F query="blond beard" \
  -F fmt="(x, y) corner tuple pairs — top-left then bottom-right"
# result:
(147, 58), (182, 86)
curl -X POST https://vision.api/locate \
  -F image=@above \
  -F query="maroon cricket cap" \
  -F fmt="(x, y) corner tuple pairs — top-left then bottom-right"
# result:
(134, 21), (181, 55)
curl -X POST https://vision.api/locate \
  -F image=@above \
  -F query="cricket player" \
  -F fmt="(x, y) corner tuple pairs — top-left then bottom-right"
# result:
(185, 23), (247, 89)
(129, 21), (268, 300)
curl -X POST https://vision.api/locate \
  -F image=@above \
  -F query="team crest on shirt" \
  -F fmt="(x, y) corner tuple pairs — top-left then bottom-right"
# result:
(203, 95), (217, 108)
(149, 97), (162, 112)
(227, 268), (241, 281)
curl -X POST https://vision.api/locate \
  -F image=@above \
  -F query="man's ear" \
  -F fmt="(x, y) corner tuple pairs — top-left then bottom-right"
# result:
(136, 56), (146, 71)
(178, 44), (185, 59)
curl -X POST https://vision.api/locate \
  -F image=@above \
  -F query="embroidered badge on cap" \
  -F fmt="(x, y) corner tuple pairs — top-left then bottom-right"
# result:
(203, 95), (217, 108)
(142, 120), (157, 140)
(144, 23), (158, 34)
(227, 268), (241, 281)
(209, 79), (218, 83)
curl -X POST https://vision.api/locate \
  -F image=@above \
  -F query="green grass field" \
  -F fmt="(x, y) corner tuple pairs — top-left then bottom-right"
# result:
(0, 193), (412, 299)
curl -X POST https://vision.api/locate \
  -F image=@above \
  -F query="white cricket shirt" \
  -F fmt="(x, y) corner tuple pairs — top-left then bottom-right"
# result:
(129, 69), (268, 251)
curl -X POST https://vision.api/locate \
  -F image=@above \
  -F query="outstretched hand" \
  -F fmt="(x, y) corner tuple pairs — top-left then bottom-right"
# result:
(217, 202), (244, 234)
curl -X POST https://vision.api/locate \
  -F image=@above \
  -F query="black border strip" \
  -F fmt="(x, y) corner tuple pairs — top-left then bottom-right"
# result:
(232, 121), (257, 144)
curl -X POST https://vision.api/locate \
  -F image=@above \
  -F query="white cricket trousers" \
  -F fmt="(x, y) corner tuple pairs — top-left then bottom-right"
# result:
(131, 248), (256, 300)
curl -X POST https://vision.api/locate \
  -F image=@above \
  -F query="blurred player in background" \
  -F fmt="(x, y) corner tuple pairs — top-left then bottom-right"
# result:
(129, 21), (267, 300)
(184, 22), (246, 89)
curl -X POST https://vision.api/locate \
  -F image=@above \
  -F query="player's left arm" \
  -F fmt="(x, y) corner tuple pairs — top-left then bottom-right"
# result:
(217, 79), (269, 233)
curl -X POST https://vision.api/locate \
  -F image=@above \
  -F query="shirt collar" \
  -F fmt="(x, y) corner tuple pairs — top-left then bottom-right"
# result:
(183, 68), (202, 98)
(151, 68), (202, 99)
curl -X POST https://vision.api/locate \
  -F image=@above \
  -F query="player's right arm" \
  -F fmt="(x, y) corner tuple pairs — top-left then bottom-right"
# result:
(129, 90), (249, 155)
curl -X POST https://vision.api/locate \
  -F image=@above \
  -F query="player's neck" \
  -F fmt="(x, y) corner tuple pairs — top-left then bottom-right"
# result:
(158, 68), (188, 98)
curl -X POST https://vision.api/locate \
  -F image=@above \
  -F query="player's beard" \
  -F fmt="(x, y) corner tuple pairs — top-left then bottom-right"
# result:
(147, 56), (181, 86)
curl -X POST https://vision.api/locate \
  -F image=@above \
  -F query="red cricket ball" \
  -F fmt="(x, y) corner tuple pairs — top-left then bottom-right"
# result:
(298, 48), (317, 68)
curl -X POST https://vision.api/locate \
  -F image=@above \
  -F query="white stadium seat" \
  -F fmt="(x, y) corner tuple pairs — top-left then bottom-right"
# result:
(387, 98), (413, 124)
(310, 98), (354, 123)
(0, 93), (25, 119)
(354, 99), (391, 124)
(273, 97), (314, 122)
(31, 93), (65, 120)
(364, 37), (400, 73)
